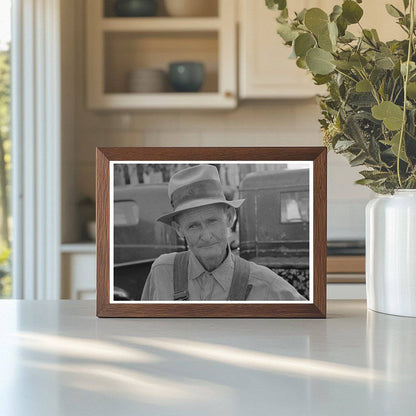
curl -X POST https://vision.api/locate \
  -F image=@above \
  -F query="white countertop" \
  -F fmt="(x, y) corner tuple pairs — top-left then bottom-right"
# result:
(1, 300), (415, 415)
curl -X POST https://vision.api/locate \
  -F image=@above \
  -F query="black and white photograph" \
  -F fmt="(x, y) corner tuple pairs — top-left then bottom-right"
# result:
(110, 161), (313, 303)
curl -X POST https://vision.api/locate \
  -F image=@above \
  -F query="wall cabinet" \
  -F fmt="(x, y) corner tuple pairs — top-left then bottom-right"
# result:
(86, 0), (405, 108)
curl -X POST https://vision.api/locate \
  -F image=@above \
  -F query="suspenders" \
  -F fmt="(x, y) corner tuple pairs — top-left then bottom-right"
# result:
(173, 252), (191, 301)
(173, 251), (253, 301)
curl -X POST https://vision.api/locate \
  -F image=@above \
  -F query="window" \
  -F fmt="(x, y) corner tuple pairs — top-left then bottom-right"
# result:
(281, 191), (309, 223)
(114, 201), (140, 227)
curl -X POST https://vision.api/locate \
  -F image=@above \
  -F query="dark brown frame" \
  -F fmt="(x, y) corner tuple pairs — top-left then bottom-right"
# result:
(96, 147), (327, 318)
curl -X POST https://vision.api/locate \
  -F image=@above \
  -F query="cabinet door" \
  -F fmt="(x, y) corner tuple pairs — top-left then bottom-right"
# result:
(239, 0), (321, 99)
(238, 0), (405, 99)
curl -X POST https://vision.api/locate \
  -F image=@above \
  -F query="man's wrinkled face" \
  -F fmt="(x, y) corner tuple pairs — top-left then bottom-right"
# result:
(173, 204), (234, 267)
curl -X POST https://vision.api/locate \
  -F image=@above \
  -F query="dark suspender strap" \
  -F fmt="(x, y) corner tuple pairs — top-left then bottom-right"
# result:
(173, 251), (190, 301)
(227, 256), (251, 301)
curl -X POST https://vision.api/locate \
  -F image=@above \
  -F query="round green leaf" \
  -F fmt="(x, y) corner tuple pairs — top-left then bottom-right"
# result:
(294, 33), (315, 57)
(356, 79), (372, 92)
(266, 0), (287, 11)
(317, 22), (338, 52)
(296, 57), (307, 69)
(304, 8), (329, 35)
(407, 82), (416, 99)
(306, 47), (335, 75)
(330, 5), (343, 22)
(277, 23), (299, 42)
(328, 21), (338, 42)
(336, 15), (348, 36)
(375, 57), (395, 70)
(333, 59), (353, 70)
(371, 101), (404, 130)
(383, 132), (409, 162)
(342, 0), (363, 24)
(350, 53), (368, 69)
(318, 32), (333, 52)
(385, 4), (403, 18)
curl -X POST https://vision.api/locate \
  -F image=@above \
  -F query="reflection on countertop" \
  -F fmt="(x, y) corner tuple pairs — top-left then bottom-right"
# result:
(0, 300), (416, 415)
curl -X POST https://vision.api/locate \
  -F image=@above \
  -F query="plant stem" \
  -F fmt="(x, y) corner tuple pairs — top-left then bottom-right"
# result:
(334, 68), (357, 83)
(397, 0), (415, 188)
(390, 78), (397, 101)
(358, 69), (380, 104)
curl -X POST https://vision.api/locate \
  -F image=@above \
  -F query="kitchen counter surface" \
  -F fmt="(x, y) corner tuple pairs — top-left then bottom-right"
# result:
(1, 300), (415, 415)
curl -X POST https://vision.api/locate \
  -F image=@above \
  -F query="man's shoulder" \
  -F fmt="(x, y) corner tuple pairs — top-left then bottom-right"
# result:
(246, 260), (281, 284)
(245, 258), (305, 300)
(151, 252), (178, 269)
(151, 251), (191, 269)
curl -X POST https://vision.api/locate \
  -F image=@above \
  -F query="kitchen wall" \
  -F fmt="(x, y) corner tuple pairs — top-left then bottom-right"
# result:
(61, 0), (374, 243)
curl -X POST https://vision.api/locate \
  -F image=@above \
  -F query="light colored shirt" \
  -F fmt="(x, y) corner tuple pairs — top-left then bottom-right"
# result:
(141, 250), (306, 301)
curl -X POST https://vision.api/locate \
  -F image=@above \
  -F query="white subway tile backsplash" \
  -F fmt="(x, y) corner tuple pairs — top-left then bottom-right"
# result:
(146, 130), (202, 147)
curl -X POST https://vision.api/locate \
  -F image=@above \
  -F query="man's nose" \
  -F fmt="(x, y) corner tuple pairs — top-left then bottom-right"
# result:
(199, 224), (213, 241)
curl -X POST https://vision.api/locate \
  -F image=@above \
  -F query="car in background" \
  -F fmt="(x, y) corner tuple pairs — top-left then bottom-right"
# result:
(113, 184), (185, 300)
(239, 169), (310, 299)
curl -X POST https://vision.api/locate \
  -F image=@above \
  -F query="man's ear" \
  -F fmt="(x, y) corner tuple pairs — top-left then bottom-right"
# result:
(225, 206), (236, 228)
(171, 220), (184, 238)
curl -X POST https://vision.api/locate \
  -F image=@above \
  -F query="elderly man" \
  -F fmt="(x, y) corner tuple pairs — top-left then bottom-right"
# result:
(141, 165), (305, 301)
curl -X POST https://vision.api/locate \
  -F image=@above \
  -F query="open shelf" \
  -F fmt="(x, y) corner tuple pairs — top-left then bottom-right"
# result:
(86, 0), (236, 109)
(90, 92), (235, 109)
(104, 31), (218, 94)
(61, 242), (96, 254)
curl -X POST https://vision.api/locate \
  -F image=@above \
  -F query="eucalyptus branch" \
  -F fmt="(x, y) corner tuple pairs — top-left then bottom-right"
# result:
(397, 0), (415, 188)
(267, 0), (416, 193)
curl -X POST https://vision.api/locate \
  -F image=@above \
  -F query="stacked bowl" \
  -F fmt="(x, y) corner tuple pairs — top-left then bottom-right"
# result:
(164, 0), (217, 17)
(127, 68), (167, 93)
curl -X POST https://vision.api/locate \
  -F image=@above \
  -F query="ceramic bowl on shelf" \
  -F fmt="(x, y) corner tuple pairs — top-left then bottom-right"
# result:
(164, 0), (217, 17)
(127, 68), (167, 93)
(168, 62), (205, 92)
(114, 0), (158, 17)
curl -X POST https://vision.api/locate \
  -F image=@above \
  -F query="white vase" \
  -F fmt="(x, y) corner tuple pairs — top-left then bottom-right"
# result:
(366, 190), (416, 317)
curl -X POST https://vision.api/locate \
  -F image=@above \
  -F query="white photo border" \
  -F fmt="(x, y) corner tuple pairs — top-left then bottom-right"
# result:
(109, 161), (314, 304)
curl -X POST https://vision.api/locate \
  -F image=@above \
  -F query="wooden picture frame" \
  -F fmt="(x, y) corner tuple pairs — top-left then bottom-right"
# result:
(96, 147), (327, 318)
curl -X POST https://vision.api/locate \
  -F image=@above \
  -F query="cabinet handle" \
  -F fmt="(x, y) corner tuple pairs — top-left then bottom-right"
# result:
(225, 91), (234, 98)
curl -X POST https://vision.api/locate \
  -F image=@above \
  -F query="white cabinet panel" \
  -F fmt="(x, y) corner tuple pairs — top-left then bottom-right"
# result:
(238, 0), (405, 99)
(62, 253), (96, 300)
(239, 0), (322, 98)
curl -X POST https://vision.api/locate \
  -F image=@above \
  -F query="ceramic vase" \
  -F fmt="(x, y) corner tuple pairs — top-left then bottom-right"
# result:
(366, 190), (416, 317)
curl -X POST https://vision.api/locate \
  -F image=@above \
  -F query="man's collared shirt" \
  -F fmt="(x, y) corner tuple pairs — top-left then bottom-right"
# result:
(141, 250), (306, 301)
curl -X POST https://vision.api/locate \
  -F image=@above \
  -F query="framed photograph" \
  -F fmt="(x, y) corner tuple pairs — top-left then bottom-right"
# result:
(96, 147), (327, 318)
